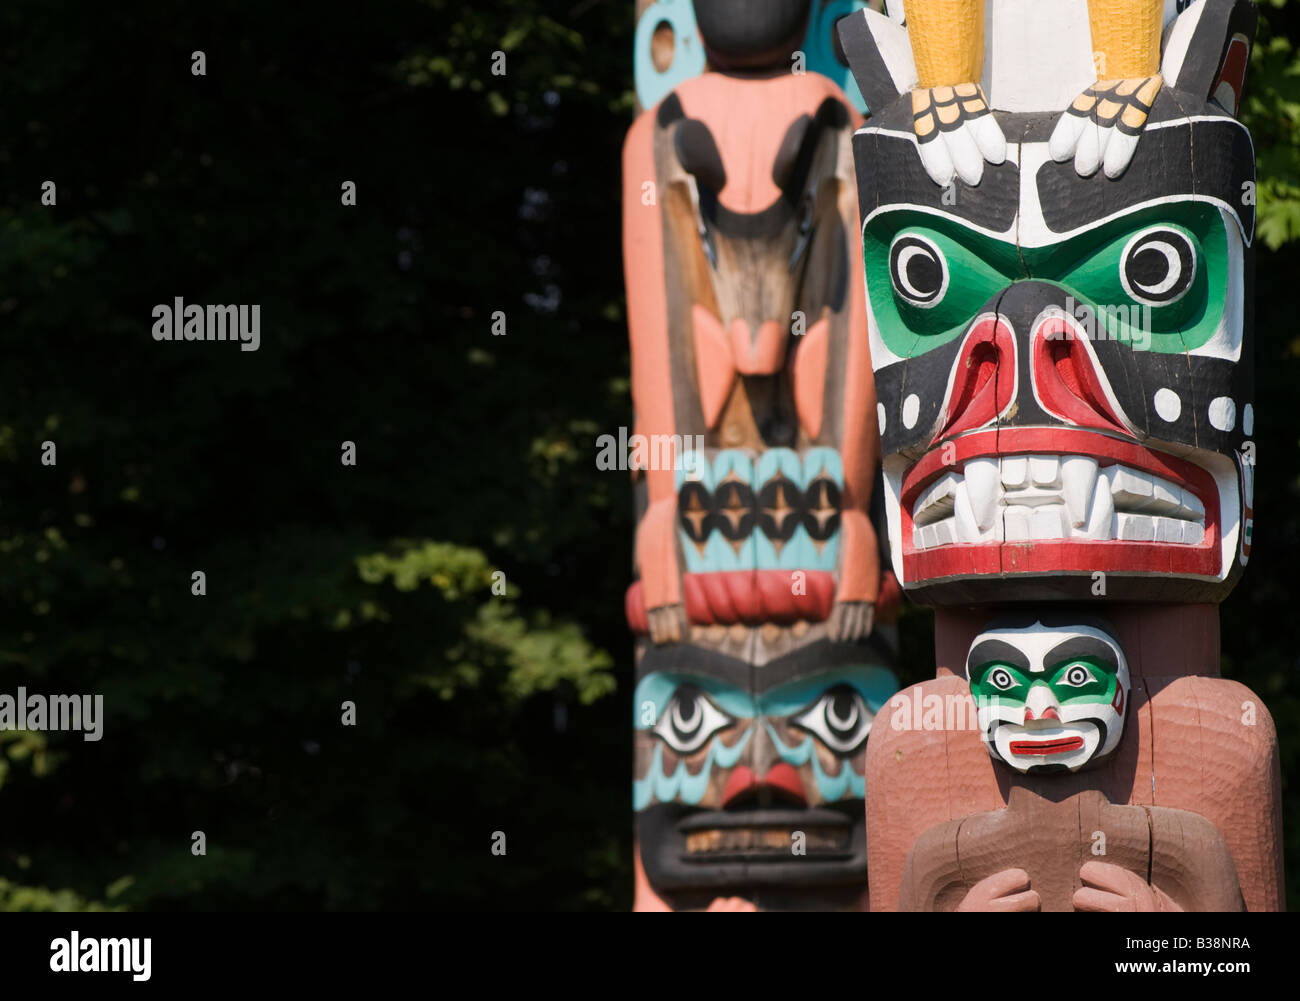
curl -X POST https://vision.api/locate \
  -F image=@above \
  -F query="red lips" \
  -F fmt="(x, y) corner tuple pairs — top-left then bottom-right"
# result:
(1009, 736), (1086, 756)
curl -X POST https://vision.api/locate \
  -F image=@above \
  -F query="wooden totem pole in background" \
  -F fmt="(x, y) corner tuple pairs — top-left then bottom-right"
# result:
(839, 0), (1283, 910)
(623, 0), (902, 910)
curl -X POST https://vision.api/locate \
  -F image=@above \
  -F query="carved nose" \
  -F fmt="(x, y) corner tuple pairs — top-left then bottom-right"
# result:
(935, 314), (1016, 442)
(1024, 685), (1062, 723)
(1030, 309), (1131, 434)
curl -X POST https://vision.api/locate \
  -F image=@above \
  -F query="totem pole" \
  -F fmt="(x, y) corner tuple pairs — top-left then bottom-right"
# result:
(838, 0), (1282, 910)
(623, 0), (901, 910)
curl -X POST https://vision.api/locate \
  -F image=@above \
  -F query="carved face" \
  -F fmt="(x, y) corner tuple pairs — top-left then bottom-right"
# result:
(966, 619), (1129, 774)
(634, 643), (896, 896)
(857, 118), (1254, 604)
(841, 11), (1256, 605)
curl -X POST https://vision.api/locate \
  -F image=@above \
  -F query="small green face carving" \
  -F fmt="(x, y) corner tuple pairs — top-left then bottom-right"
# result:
(966, 620), (1130, 774)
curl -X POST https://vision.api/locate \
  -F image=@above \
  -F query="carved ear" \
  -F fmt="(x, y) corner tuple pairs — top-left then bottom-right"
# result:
(674, 118), (727, 193)
(1161, 0), (1257, 117)
(835, 7), (917, 116)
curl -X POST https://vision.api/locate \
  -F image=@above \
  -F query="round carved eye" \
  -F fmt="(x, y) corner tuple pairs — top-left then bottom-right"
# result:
(988, 667), (1017, 691)
(1060, 663), (1096, 688)
(889, 233), (948, 308)
(1120, 227), (1196, 305)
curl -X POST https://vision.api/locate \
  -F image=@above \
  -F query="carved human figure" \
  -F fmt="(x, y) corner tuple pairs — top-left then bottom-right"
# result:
(897, 618), (1244, 911)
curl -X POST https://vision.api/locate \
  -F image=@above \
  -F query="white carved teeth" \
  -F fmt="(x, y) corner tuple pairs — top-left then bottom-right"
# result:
(911, 452), (1207, 551)
(1085, 472), (1114, 539)
(953, 480), (984, 541)
(1029, 456), (1060, 488)
(913, 472), (958, 527)
(1000, 456), (1028, 489)
(964, 457), (1001, 532)
(1060, 456), (1098, 528)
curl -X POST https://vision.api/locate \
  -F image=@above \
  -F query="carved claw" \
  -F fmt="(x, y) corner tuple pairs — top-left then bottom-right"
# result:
(911, 84), (1006, 187)
(829, 600), (875, 643)
(1049, 74), (1163, 180)
(647, 603), (689, 645)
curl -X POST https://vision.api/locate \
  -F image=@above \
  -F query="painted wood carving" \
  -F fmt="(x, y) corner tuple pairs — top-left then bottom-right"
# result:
(623, 0), (901, 910)
(838, 0), (1283, 910)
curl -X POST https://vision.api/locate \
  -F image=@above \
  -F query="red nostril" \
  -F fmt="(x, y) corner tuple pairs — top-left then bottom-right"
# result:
(760, 763), (807, 805)
(1040, 706), (1061, 721)
(936, 317), (1016, 440)
(1031, 318), (1129, 433)
(720, 763), (807, 807)
(722, 766), (757, 806)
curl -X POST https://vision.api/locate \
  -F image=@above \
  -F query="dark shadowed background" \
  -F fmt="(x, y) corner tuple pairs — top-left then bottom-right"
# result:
(0, 0), (1296, 910)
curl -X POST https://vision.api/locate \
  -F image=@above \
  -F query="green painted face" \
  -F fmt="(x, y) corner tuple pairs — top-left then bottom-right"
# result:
(969, 655), (1120, 709)
(965, 622), (1131, 774)
(865, 202), (1229, 358)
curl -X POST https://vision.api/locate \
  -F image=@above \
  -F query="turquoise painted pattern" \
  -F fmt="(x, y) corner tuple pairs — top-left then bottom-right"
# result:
(676, 447), (842, 574)
(633, 665), (898, 810)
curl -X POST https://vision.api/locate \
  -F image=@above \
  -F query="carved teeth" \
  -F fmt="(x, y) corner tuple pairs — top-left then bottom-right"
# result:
(1059, 456), (1098, 527)
(913, 472), (958, 527)
(1000, 456), (1029, 489)
(964, 457), (1001, 531)
(953, 480), (984, 542)
(911, 452), (1206, 551)
(1029, 456), (1060, 487)
(1086, 472), (1115, 539)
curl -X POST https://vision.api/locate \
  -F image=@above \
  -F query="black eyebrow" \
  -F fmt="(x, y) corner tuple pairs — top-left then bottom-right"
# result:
(852, 128), (1020, 233)
(967, 640), (1031, 676)
(1044, 637), (1118, 672)
(1033, 117), (1254, 241)
(636, 644), (750, 690)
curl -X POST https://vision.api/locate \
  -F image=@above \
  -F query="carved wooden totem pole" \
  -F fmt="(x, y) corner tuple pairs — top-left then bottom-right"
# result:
(838, 0), (1283, 910)
(623, 0), (902, 910)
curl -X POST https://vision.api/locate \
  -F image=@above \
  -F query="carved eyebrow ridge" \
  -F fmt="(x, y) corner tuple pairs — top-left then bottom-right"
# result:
(967, 639), (1031, 677)
(1044, 637), (1119, 673)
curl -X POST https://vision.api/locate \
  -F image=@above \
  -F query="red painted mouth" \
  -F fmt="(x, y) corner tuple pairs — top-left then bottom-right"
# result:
(1009, 736), (1086, 756)
(899, 427), (1221, 583)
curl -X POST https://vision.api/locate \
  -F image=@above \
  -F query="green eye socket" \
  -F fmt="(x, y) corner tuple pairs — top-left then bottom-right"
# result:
(1039, 203), (1228, 352)
(865, 211), (1020, 356)
(1057, 663), (1096, 688)
(864, 202), (1232, 360)
(970, 662), (1029, 704)
(1045, 655), (1118, 703)
(987, 667), (1017, 690)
